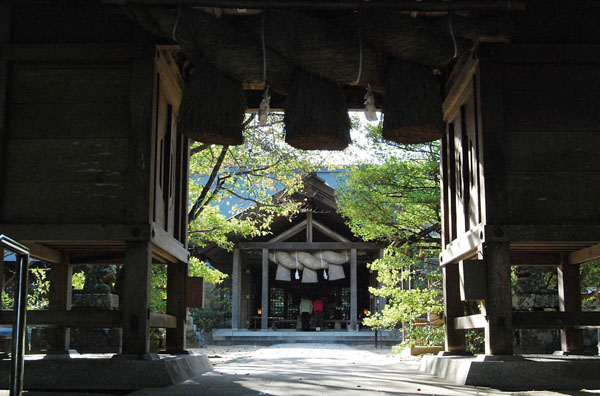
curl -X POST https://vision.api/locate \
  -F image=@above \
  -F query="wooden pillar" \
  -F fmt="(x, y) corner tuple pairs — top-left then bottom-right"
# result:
(443, 263), (466, 352)
(306, 210), (313, 242)
(47, 251), (71, 353)
(350, 248), (357, 331)
(482, 242), (513, 355)
(0, 3), (11, 214)
(558, 254), (584, 353)
(122, 241), (152, 355)
(166, 260), (188, 353)
(261, 248), (269, 331)
(231, 248), (241, 329)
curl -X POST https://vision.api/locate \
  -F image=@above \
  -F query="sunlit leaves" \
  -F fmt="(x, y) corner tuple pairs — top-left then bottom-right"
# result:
(337, 141), (440, 245)
(189, 257), (227, 284)
(188, 114), (320, 251)
(335, 134), (444, 346)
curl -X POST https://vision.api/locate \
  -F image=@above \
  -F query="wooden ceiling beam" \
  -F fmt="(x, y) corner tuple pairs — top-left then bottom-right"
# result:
(104, 0), (525, 12)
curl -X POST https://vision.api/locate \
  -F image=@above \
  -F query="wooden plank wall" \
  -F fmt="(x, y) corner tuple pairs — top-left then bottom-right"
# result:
(444, 48), (600, 235)
(3, 65), (131, 223)
(502, 63), (600, 225)
(1, 3), (136, 224)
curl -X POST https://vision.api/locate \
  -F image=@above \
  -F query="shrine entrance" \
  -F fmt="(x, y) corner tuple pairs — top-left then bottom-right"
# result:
(198, 175), (384, 333)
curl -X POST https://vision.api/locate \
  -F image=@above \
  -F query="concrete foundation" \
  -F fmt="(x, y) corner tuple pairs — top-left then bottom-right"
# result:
(212, 329), (402, 345)
(419, 353), (600, 390)
(0, 353), (212, 391)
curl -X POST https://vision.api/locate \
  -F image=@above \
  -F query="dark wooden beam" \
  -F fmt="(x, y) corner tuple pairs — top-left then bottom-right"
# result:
(231, 248), (241, 329)
(261, 248), (269, 331)
(509, 252), (562, 266)
(0, 3), (10, 221)
(166, 261), (188, 352)
(103, 0), (525, 12)
(23, 242), (62, 264)
(185, 277), (204, 308)
(479, 44), (600, 65)
(1, 43), (143, 63)
(454, 314), (487, 330)
(306, 211), (313, 243)
(350, 248), (357, 331)
(0, 224), (151, 242)
(503, 225), (600, 243)
(70, 254), (125, 265)
(478, 58), (508, 225)
(0, 310), (121, 327)
(443, 53), (478, 114)
(126, 34), (154, 224)
(512, 311), (600, 329)
(151, 222), (189, 263)
(238, 242), (383, 250)
(122, 241), (152, 354)
(558, 254), (584, 353)
(482, 242), (513, 355)
(569, 243), (600, 265)
(443, 264), (467, 351)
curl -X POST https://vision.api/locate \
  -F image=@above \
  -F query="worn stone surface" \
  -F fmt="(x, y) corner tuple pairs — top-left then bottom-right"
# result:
(513, 266), (562, 354)
(512, 293), (558, 310)
(82, 265), (117, 294)
(69, 292), (121, 352)
(0, 353), (212, 390)
(71, 328), (122, 353)
(420, 354), (600, 390)
(514, 329), (560, 354)
(72, 293), (119, 310)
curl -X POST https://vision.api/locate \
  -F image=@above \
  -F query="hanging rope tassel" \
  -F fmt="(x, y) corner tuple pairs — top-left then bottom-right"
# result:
(295, 252), (300, 280)
(259, 85), (270, 126)
(364, 83), (378, 121)
(258, 7), (270, 126)
(320, 252), (328, 280)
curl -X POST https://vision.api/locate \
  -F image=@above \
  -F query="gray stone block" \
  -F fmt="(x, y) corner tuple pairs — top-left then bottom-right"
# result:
(72, 293), (119, 310)
(0, 354), (212, 391)
(420, 354), (600, 390)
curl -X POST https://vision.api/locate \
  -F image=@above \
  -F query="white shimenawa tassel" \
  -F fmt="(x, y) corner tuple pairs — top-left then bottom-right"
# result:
(295, 252), (300, 280)
(364, 84), (378, 121)
(258, 85), (270, 126)
(320, 252), (328, 279)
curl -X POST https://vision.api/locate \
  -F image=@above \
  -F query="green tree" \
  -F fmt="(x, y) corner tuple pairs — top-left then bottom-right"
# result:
(336, 127), (443, 347)
(185, 114), (323, 283)
(188, 114), (321, 252)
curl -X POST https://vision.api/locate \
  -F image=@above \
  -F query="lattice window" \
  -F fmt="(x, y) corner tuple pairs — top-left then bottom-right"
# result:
(269, 287), (285, 318)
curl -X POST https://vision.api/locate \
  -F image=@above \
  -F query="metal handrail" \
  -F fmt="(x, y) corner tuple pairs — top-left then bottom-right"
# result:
(0, 235), (29, 396)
